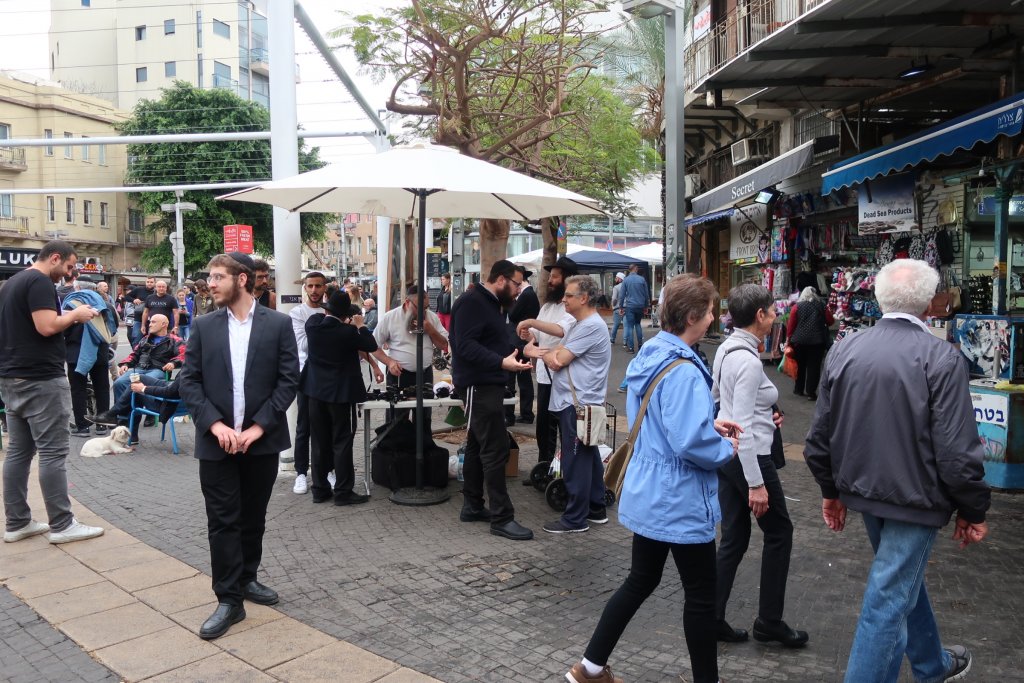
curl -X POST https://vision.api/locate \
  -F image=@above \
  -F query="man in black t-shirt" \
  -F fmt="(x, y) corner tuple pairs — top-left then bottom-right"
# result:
(141, 279), (179, 336)
(128, 276), (155, 347)
(0, 240), (105, 545)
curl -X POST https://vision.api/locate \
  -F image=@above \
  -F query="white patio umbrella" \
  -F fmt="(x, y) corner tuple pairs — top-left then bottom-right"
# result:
(619, 242), (665, 265)
(219, 142), (603, 505)
(509, 243), (606, 271)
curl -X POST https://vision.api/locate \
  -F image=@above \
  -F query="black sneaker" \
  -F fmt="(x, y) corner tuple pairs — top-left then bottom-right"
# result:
(334, 493), (370, 506)
(70, 426), (91, 437)
(542, 519), (588, 534)
(94, 425), (109, 436)
(143, 416), (156, 427)
(587, 509), (609, 525)
(943, 645), (972, 681)
(86, 410), (119, 427)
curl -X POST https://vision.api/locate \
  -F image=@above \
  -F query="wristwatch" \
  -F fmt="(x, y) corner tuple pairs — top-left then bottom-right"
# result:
(749, 483), (766, 490)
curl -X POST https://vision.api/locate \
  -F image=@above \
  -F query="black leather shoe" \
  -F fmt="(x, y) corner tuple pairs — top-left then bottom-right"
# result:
(490, 520), (534, 541)
(716, 620), (749, 643)
(752, 618), (808, 648)
(460, 506), (491, 522)
(242, 581), (279, 605)
(86, 410), (119, 427)
(199, 602), (245, 640)
(516, 416), (534, 424)
(334, 493), (370, 506)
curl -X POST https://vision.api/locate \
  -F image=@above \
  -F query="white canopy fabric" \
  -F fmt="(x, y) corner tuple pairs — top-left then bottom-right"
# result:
(619, 242), (664, 265)
(508, 243), (605, 269)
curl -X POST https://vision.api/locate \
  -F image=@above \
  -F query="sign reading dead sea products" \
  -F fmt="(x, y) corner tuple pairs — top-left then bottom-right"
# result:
(857, 173), (917, 234)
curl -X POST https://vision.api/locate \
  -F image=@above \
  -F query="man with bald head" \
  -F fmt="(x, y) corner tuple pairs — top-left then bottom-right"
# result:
(112, 312), (185, 407)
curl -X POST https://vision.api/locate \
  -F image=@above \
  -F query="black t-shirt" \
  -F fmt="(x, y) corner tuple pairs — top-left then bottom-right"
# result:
(129, 285), (154, 303)
(0, 269), (65, 379)
(144, 293), (178, 323)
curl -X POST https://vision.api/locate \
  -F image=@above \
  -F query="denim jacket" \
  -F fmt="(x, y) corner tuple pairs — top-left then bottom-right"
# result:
(617, 331), (735, 544)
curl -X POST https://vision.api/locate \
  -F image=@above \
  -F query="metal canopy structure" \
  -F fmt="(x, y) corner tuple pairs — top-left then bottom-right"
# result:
(694, 0), (1024, 116)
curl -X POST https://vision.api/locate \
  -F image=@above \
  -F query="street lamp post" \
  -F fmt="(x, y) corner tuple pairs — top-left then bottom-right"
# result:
(623, 0), (687, 276)
(160, 189), (197, 286)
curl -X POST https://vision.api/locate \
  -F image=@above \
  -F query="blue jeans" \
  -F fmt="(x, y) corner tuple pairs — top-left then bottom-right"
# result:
(844, 513), (951, 683)
(555, 407), (606, 529)
(178, 324), (190, 340)
(624, 306), (644, 351)
(113, 368), (166, 406)
(610, 309), (623, 343)
(130, 319), (143, 348)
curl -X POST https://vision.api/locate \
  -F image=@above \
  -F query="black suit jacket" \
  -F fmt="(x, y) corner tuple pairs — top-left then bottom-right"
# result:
(300, 314), (378, 405)
(507, 286), (540, 354)
(178, 302), (299, 461)
(143, 377), (181, 424)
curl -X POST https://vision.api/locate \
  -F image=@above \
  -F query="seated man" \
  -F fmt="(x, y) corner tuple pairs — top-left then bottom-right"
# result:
(111, 313), (185, 408)
(88, 375), (180, 445)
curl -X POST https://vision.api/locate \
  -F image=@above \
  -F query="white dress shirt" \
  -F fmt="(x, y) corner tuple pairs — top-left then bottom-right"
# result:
(227, 297), (256, 432)
(532, 302), (575, 385)
(289, 302), (324, 371)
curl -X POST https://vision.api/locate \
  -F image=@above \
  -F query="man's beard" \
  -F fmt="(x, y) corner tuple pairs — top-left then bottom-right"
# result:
(546, 283), (566, 304)
(497, 283), (516, 308)
(216, 281), (246, 307)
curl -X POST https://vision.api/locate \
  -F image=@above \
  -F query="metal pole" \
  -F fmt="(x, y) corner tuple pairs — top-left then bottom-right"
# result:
(0, 130), (372, 148)
(174, 190), (185, 287)
(664, 9), (687, 276)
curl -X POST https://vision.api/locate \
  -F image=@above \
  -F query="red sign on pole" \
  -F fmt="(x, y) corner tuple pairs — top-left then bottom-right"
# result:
(223, 225), (254, 254)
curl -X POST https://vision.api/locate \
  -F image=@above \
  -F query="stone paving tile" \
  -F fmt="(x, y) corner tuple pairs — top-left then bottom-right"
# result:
(0, 585), (119, 683)
(92, 625), (220, 681)
(266, 639), (400, 682)
(133, 573), (216, 614)
(102, 555), (198, 592)
(75, 540), (167, 572)
(216, 616), (337, 670)
(142, 652), (275, 682)
(0, 544), (78, 580)
(5, 558), (105, 599)
(170, 600), (285, 636)
(26, 580), (136, 624)
(59, 600), (175, 650)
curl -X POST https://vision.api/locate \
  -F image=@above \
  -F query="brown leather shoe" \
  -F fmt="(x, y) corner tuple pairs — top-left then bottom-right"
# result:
(565, 662), (623, 683)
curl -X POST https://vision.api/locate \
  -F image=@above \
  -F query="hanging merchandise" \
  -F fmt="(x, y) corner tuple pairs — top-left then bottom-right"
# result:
(936, 228), (955, 265)
(877, 236), (894, 265)
(908, 233), (926, 261)
(923, 233), (938, 268)
(772, 266), (791, 299)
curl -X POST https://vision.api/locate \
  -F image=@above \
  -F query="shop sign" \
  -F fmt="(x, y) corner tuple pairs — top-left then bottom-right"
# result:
(0, 247), (36, 269)
(693, 4), (712, 40)
(729, 203), (770, 262)
(971, 392), (1008, 428)
(976, 195), (1024, 217)
(223, 224), (254, 254)
(857, 173), (916, 234)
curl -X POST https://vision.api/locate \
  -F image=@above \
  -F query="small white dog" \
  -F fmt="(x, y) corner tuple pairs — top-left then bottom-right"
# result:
(80, 426), (133, 458)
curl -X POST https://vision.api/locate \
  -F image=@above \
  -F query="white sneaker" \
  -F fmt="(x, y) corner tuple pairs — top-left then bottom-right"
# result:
(292, 473), (309, 494)
(327, 471), (337, 488)
(4, 520), (50, 543)
(48, 519), (104, 545)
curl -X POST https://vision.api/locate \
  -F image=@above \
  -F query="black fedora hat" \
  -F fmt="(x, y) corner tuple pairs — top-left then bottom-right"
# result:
(324, 290), (352, 317)
(543, 255), (579, 276)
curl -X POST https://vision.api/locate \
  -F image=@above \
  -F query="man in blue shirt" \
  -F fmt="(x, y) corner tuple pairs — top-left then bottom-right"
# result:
(620, 264), (650, 353)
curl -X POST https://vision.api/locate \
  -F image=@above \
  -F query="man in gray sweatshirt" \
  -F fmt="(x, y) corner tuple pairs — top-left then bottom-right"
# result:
(804, 258), (989, 683)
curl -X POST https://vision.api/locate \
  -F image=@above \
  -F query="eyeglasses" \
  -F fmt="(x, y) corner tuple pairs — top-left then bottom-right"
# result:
(563, 291), (580, 299)
(207, 273), (234, 283)
(509, 278), (524, 289)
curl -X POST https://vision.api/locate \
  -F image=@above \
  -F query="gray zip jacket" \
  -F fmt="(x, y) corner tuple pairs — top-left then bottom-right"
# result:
(804, 317), (990, 527)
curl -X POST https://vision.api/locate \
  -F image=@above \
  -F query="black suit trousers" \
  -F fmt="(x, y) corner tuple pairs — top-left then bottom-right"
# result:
(535, 382), (559, 462)
(199, 453), (279, 605)
(67, 357), (110, 429)
(505, 370), (535, 422)
(308, 398), (358, 500)
(294, 390), (311, 476)
(462, 384), (514, 524)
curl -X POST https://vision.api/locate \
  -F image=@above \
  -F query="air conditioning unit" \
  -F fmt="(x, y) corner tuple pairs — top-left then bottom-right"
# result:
(651, 224), (664, 238)
(731, 138), (770, 166)
(684, 173), (701, 198)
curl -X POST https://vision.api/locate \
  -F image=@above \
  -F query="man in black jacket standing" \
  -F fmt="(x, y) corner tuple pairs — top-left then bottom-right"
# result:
(505, 266), (539, 426)
(451, 259), (533, 541)
(178, 252), (299, 640)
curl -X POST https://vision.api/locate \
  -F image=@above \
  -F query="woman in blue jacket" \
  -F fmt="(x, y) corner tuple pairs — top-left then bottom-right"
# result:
(566, 274), (738, 683)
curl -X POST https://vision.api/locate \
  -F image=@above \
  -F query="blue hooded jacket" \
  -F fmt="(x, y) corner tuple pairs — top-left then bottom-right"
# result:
(62, 290), (117, 375)
(617, 331), (735, 544)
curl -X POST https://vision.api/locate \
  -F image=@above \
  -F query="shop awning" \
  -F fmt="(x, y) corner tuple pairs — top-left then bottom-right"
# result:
(685, 207), (734, 228)
(822, 93), (1024, 194)
(692, 137), (835, 217)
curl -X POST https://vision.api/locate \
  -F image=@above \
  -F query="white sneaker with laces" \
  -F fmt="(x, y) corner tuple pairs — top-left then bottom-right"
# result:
(293, 473), (309, 494)
(48, 519), (104, 544)
(328, 471), (337, 488)
(4, 520), (50, 543)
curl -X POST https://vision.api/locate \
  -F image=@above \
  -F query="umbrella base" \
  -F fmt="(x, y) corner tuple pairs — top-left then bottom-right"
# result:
(389, 486), (450, 507)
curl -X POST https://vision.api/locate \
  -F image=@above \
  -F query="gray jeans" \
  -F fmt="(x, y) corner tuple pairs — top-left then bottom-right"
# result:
(1, 376), (75, 533)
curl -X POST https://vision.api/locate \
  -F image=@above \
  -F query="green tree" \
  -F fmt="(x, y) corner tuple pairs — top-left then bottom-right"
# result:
(117, 82), (333, 274)
(336, 0), (654, 282)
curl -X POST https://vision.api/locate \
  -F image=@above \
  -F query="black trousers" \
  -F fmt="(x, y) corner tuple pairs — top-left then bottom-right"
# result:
(199, 453), (279, 605)
(68, 357), (110, 429)
(462, 384), (514, 524)
(534, 382), (559, 463)
(387, 366), (433, 426)
(715, 454), (793, 624)
(505, 369), (535, 422)
(294, 391), (311, 476)
(793, 343), (826, 397)
(308, 398), (358, 501)
(585, 533), (718, 683)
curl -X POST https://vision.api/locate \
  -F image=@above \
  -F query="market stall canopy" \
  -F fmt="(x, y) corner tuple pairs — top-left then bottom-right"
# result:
(619, 242), (664, 265)
(822, 93), (1024, 194)
(569, 250), (647, 271)
(509, 243), (604, 269)
(691, 137), (838, 217)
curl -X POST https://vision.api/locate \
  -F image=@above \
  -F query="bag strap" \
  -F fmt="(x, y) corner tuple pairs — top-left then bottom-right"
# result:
(712, 344), (758, 391)
(625, 358), (690, 446)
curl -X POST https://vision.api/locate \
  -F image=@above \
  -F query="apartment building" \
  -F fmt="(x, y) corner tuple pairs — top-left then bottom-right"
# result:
(0, 72), (146, 281)
(49, 0), (270, 110)
(306, 214), (378, 282)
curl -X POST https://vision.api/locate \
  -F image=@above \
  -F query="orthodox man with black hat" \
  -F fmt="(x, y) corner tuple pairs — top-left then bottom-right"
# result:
(178, 252), (299, 641)
(506, 266), (540, 426)
(450, 259), (534, 541)
(301, 290), (378, 505)
(515, 255), (580, 465)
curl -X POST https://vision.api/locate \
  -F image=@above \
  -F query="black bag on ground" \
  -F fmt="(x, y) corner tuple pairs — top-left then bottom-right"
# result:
(371, 420), (449, 491)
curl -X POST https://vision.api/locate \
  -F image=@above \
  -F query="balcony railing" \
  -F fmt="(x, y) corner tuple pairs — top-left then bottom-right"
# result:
(0, 146), (27, 172)
(213, 75), (240, 95)
(126, 231), (156, 247)
(249, 47), (269, 77)
(0, 215), (29, 233)
(684, 0), (830, 91)
(687, 124), (780, 193)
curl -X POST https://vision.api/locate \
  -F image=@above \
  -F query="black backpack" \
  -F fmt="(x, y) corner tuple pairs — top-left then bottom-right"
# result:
(935, 229), (955, 265)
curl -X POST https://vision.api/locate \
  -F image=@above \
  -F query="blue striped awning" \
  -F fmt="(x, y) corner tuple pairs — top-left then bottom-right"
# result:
(685, 207), (734, 228)
(822, 93), (1024, 194)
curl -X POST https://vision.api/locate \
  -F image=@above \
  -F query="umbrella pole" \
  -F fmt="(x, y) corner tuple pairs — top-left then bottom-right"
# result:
(390, 188), (449, 507)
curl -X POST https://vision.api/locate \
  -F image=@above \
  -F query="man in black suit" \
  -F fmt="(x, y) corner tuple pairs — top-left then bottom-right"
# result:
(178, 252), (299, 640)
(506, 266), (540, 426)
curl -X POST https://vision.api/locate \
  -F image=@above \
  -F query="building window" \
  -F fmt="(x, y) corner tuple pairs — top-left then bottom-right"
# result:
(213, 61), (231, 89)
(164, 18), (175, 35)
(196, 10), (203, 49)
(83, 200), (92, 225)
(98, 144), (106, 165)
(100, 202), (108, 227)
(165, 61), (176, 77)
(197, 53), (203, 88)
(0, 194), (12, 219)
(0, 123), (8, 139)
(212, 19), (230, 39)
(128, 208), (144, 232)
(135, 25), (146, 41)
(66, 198), (75, 223)
(44, 129), (53, 156)
(64, 132), (72, 159)
(81, 137), (89, 162)
(136, 67), (147, 82)
(46, 196), (55, 222)
(82, 0), (90, 5)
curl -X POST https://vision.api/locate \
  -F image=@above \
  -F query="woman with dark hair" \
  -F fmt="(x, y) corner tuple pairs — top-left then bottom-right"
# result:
(566, 274), (738, 683)
(787, 286), (833, 400)
(712, 284), (807, 648)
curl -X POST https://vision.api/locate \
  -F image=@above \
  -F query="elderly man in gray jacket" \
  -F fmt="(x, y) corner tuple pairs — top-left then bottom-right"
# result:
(804, 258), (989, 683)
